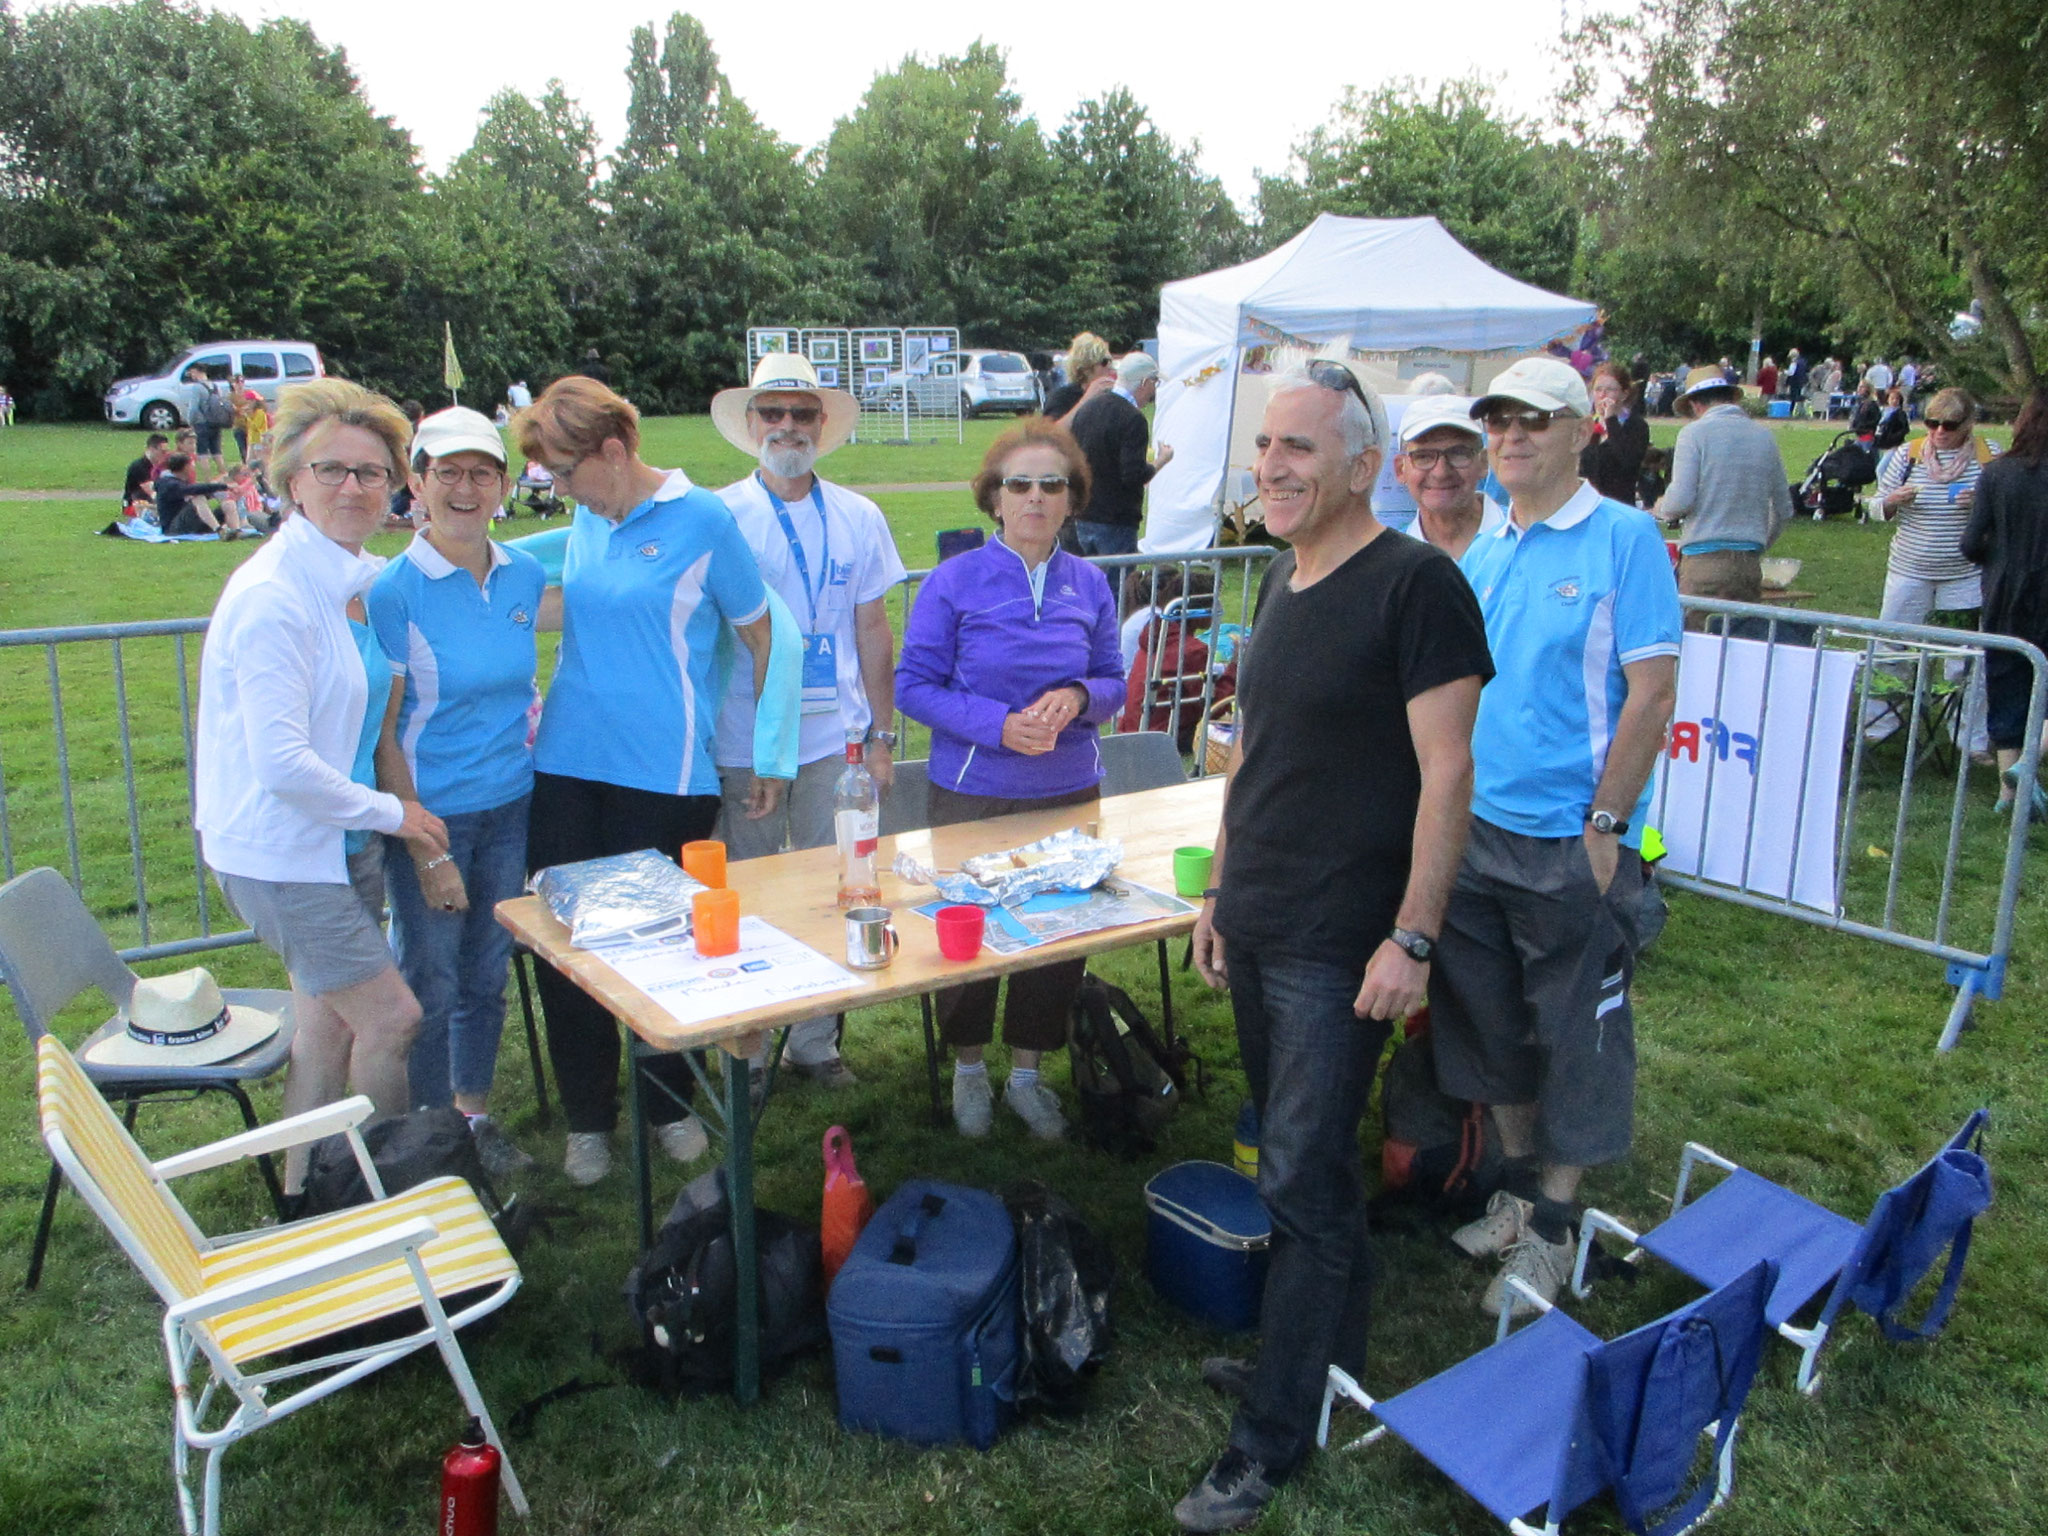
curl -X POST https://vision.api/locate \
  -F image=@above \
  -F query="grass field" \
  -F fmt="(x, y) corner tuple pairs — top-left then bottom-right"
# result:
(2, 415), (2044, 1536)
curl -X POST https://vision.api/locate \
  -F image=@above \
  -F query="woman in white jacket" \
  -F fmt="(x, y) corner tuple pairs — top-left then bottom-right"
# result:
(196, 379), (448, 1195)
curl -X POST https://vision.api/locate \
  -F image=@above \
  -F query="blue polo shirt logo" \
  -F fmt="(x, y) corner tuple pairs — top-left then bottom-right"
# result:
(1551, 579), (1583, 603)
(638, 542), (661, 559)
(510, 607), (532, 628)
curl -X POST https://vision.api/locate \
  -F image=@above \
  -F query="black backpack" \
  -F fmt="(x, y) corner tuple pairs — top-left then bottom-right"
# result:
(193, 384), (234, 428)
(1065, 975), (1202, 1159)
(624, 1166), (826, 1394)
(1004, 1181), (1115, 1410)
(1373, 1025), (1502, 1220)
(302, 1105), (503, 1216)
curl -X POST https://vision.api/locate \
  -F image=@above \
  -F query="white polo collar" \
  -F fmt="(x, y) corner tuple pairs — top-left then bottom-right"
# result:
(403, 530), (511, 579)
(1505, 477), (1602, 536)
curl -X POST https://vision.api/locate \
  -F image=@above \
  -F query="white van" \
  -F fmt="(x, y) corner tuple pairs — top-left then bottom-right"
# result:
(104, 341), (326, 430)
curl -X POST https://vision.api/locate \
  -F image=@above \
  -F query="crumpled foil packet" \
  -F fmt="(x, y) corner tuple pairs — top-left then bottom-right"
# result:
(532, 848), (706, 947)
(893, 826), (1123, 908)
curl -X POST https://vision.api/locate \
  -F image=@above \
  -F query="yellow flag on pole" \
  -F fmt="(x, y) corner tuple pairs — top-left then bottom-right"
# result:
(442, 322), (465, 402)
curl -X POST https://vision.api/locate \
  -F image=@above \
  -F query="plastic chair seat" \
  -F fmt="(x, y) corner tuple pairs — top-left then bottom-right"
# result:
(200, 1176), (517, 1363)
(1376, 1307), (1602, 1526)
(1637, 1168), (1864, 1328)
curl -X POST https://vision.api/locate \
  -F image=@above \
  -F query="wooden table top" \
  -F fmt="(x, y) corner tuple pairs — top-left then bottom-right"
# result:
(496, 776), (1227, 1058)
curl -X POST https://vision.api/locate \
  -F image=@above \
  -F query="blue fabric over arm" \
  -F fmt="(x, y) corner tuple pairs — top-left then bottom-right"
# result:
(754, 587), (802, 782)
(504, 526), (572, 585)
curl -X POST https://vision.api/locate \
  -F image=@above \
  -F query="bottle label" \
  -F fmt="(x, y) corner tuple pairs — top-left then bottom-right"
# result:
(836, 807), (878, 859)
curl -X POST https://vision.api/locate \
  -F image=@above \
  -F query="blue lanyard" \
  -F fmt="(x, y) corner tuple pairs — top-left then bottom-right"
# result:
(761, 476), (830, 631)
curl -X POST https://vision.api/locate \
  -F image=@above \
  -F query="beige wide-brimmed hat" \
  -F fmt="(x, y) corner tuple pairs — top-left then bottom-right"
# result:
(84, 968), (282, 1069)
(710, 352), (858, 458)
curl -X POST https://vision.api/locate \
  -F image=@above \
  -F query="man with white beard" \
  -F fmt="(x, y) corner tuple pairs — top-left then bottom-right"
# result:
(708, 353), (907, 1088)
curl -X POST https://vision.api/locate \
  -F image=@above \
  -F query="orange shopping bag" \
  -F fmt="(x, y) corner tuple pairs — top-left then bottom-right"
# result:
(820, 1125), (876, 1282)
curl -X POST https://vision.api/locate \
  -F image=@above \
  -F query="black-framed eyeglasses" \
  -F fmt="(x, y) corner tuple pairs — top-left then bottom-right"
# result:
(1482, 407), (1571, 435)
(1924, 417), (1967, 431)
(751, 404), (823, 427)
(1001, 475), (1070, 496)
(306, 461), (394, 489)
(426, 465), (506, 488)
(1403, 444), (1481, 471)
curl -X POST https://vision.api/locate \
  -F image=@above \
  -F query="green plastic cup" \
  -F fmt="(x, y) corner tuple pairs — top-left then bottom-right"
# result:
(1174, 845), (1215, 898)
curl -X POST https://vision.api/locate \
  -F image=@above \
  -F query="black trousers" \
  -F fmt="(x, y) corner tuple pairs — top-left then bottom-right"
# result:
(926, 780), (1100, 1052)
(527, 770), (720, 1134)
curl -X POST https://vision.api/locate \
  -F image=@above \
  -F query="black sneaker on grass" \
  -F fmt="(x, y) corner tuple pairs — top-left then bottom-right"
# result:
(1199, 1356), (1254, 1402)
(1174, 1447), (1278, 1532)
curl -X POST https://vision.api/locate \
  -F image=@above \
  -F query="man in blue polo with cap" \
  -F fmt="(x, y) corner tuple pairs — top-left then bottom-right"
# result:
(1429, 355), (1681, 1320)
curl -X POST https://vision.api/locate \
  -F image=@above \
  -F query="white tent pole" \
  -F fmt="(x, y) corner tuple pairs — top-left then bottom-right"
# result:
(1219, 312), (1247, 523)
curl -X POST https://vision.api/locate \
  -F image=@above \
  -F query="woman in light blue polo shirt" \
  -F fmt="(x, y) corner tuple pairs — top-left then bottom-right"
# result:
(368, 407), (546, 1184)
(512, 376), (792, 1189)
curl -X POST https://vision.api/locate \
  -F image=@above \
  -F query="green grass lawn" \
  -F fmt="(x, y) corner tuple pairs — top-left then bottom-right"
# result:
(2, 419), (2045, 1535)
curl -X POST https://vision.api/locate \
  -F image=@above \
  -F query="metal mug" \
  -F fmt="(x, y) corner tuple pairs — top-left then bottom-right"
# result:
(844, 906), (899, 971)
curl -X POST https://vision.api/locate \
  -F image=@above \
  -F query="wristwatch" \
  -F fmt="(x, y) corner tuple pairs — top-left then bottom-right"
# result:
(1388, 927), (1435, 963)
(866, 728), (899, 750)
(1587, 809), (1629, 837)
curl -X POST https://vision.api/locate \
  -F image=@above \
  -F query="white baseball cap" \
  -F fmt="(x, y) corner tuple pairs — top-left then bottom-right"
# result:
(1471, 355), (1592, 418)
(412, 406), (507, 466)
(1397, 395), (1483, 446)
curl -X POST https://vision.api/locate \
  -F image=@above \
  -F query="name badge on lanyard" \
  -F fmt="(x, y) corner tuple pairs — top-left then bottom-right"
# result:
(767, 479), (840, 716)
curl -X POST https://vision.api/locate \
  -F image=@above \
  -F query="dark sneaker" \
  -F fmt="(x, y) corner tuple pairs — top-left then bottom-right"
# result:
(1174, 1448), (1278, 1533)
(469, 1118), (536, 1184)
(795, 1056), (860, 1090)
(1199, 1356), (1254, 1402)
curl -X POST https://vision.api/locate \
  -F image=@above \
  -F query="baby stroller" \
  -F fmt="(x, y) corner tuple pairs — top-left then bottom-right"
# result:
(1794, 431), (1877, 520)
(514, 465), (567, 518)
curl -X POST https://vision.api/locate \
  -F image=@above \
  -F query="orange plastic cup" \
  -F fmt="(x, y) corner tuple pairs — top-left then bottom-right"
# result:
(692, 887), (740, 957)
(681, 839), (727, 889)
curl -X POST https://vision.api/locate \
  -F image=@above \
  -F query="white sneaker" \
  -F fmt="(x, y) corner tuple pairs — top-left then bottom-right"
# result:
(563, 1132), (611, 1187)
(953, 1071), (993, 1138)
(1004, 1077), (1068, 1141)
(655, 1113), (711, 1165)
(1482, 1228), (1578, 1319)
(1452, 1190), (1535, 1261)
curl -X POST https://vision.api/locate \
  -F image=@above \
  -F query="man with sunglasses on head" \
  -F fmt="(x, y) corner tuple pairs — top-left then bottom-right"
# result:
(1429, 355), (1680, 1322)
(1392, 394), (1507, 560)
(707, 353), (907, 1091)
(1179, 360), (1492, 1533)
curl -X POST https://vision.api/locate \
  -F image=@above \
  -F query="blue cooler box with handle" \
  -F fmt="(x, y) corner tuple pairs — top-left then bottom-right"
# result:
(828, 1179), (1020, 1448)
(1144, 1160), (1270, 1331)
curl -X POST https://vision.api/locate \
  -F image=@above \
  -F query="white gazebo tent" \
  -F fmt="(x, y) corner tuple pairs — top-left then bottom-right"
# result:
(1142, 214), (1598, 551)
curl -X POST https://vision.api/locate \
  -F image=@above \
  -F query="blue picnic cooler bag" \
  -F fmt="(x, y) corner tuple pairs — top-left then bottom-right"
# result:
(828, 1179), (1021, 1448)
(1144, 1160), (1271, 1331)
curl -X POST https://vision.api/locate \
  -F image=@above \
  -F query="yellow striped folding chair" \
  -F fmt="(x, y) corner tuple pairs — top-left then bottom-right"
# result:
(36, 1036), (529, 1536)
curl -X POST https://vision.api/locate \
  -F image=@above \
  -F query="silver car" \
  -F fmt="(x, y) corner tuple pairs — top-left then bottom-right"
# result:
(858, 349), (1043, 418)
(104, 340), (326, 430)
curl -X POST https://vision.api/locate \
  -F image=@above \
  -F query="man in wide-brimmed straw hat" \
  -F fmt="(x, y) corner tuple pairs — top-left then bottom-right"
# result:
(710, 352), (906, 1092)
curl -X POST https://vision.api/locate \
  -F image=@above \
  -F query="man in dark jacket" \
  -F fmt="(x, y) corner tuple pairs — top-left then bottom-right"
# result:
(1065, 352), (1174, 555)
(154, 453), (237, 537)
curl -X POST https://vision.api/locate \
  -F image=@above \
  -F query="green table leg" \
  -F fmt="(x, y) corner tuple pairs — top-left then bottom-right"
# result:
(725, 1048), (760, 1405)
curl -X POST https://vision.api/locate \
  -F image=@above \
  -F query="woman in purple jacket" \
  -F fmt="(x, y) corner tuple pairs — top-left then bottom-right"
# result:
(897, 419), (1127, 1142)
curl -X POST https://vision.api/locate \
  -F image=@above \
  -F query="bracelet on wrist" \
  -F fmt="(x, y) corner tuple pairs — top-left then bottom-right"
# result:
(420, 853), (453, 872)
(1201, 886), (1223, 901)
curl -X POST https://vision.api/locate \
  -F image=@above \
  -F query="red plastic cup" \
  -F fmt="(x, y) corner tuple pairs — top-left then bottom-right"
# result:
(934, 904), (986, 961)
(693, 887), (740, 957)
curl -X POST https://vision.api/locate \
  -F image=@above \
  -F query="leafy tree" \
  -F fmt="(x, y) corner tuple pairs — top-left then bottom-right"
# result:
(1562, 0), (2046, 391)
(1256, 78), (1582, 295)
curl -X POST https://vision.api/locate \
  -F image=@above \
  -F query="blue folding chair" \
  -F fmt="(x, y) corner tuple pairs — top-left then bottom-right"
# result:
(1320, 1260), (1777, 1536)
(1573, 1110), (1991, 1394)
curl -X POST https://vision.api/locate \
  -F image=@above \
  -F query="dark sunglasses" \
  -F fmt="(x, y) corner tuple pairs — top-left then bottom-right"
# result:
(751, 404), (822, 426)
(1001, 475), (1070, 496)
(1482, 407), (1571, 434)
(1924, 417), (1968, 431)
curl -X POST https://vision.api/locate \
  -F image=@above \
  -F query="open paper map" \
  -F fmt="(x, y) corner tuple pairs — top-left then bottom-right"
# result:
(914, 880), (1194, 956)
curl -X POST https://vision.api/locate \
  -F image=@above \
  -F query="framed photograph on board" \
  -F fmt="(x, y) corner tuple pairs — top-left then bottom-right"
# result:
(815, 366), (839, 388)
(863, 365), (889, 388)
(905, 336), (931, 374)
(807, 336), (840, 364)
(754, 330), (790, 356)
(859, 337), (893, 364)
(932, 354), (956, 378)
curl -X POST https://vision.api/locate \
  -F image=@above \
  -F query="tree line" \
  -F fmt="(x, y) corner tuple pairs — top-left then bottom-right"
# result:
(1, 0), (2039, 420)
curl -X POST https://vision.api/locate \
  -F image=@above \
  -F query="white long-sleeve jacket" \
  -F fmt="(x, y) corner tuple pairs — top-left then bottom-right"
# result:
(196, 513), (405, 884)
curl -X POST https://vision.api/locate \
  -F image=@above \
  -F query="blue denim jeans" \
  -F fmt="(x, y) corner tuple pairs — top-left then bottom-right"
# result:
(1226, 947), (1391, 1474)
(1071, 520), (1140, 556)
(385, 793), (531, 1108)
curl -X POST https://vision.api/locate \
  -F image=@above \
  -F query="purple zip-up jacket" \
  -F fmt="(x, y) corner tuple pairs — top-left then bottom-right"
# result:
(897, 536), (1126, 798)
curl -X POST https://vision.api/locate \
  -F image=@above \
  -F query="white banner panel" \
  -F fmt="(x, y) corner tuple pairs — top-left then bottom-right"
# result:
(1651, 633), (1858, 913)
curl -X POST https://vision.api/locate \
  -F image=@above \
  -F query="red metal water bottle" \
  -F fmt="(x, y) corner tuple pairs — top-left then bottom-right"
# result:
(439, 1417), (500, 1536)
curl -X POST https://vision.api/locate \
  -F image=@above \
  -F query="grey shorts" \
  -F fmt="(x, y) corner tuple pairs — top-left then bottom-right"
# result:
(217, 843), (393, 996)
(1427, 816), (1647, 1168)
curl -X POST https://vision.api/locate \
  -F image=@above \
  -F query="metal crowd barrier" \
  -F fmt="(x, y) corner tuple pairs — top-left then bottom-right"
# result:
(1660, 597), (2045, 1051)
(0, 546), (1277, 968)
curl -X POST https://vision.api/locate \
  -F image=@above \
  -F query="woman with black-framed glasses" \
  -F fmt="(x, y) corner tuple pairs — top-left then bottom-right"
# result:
(195, 378), (449, 1201)
(896, 418), (1126, 1142)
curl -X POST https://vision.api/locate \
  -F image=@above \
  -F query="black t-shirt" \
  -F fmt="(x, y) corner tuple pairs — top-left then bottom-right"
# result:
(123, 455), (157, 502)
(1215, 532), (1493, 969)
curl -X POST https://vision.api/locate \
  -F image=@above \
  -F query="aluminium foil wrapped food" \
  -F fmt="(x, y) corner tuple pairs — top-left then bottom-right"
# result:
(531, 848), (706, 947)
(892, 826), (1122, 908)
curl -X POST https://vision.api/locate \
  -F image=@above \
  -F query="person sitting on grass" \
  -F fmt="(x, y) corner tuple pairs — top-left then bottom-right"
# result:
(124, 433), (171, 504)
(154, 452), (246, 539)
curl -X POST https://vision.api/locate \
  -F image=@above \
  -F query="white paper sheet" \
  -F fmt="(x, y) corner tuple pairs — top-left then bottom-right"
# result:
(589, 917), (856, 1029)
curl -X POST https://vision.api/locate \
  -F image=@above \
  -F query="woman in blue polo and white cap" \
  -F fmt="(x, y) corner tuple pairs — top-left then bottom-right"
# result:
(367, 406), (547, 1182)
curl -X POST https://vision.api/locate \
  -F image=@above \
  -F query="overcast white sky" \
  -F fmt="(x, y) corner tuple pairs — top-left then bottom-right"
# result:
(115, 0), (1583, 206)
